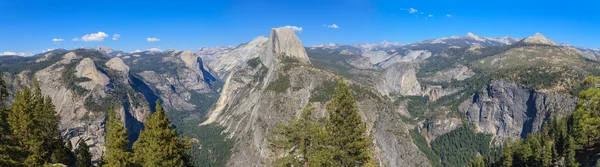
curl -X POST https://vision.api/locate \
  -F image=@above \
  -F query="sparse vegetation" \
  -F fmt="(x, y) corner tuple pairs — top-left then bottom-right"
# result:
(266, 74), (290, 93)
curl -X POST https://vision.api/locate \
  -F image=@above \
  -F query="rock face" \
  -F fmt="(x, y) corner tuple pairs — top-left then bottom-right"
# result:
(134, 51), (217, 112)
(105, 57), (129, 73)
(424, 65), (475, 83)
(264, 27), (311, 65)
(75, 58), (110, 90)
(376, 63), (422, 96)
(459, 80), (577, 145)
(199, 37), (268, 78)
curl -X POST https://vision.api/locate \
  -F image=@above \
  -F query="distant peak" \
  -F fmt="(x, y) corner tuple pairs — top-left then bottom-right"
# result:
(523, 32), (557, 46)
(466, 32), (482, 41)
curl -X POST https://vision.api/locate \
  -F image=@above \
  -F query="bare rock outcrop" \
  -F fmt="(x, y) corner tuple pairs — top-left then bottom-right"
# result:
(376, 63), (422, 96)
(459, 80), (577, 145)
(75, 58), (110, 90)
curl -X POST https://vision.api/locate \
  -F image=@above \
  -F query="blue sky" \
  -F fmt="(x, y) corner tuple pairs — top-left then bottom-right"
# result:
(1, 0), (599, 55)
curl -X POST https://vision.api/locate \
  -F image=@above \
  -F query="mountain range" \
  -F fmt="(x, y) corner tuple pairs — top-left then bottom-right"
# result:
(2, 28), (600, 166)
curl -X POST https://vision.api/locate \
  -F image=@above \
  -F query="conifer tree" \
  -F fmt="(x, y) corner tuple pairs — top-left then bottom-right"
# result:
(573, 76), (600, 147)
(75, 141), (93, 167)
(7, 83), (70, 166)
(326, 79), (374, 166)
(133, 101), (192, 167)
(0, 78), (26, 166)
(500, 141), (513, 167)
(565, 136), (579, 167)
(269, 105), (333, 167)
(104, 106), (132, 167)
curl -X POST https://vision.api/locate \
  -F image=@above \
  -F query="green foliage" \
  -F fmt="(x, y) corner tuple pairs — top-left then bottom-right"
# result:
(309, 79), (336, 102)
(133, 101), (192, 167)
(61, 60), (91, 95)
(104, 106), (133, 167)
(573, 76), (600, 147)
(0, 78), (26, 167)
(430, 126), (492, 167)
(269, 79), (375, 167)
(268, 105), (334, 166)
(266, 74), (291, 93)
(410, 128), (441, 166)
(246, 57), (261, 68)
(75, 141), (92, 167)
(176, 122), (233, 167)
(326, 79), (375, 166)
(7, 84), (71, 166)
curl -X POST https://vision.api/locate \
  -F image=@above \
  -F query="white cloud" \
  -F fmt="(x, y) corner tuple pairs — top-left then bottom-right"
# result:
(147, 37), (161, 42)
(131, 49), (143, 53)
(282, 26), (303, 32)
(72, 38), (80, 41)
(446, 14), (453, 18)
(52, 38), (64, 42)
(327, 24), (339, 29)
(81, 31), (109, 42)
(409, 8), (418, 14)
(148, 48), (162, 52)
(112, 34), (120, 40)
(428, 14), (434, 17)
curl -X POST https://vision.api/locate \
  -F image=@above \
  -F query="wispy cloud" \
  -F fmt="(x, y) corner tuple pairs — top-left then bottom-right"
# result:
(281, 25), (303, 32)
(408, 8), (418, 14)
(52, 38), (64, 43)
(326, 24), (339, 29)
(80, 31), (109, 42)
(112, 34), (120, 40)
(72, 38), (80, 41)
(428, 14), (434, 17)
(147, 37), (161, 42)
(446, 14), (453, 18)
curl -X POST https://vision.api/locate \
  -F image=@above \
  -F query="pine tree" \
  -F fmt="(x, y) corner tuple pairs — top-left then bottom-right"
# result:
(573, 76), (600, 147)
(566, 136), (580, 167)
(104, 106), (133, 167)
(268, 105), (334, 167)
(75, 141), (93, 167)
(8, 86), (45, 166)
(326, 79), (374, 166)
(500, 141), (513, 167)
(7, 83), (71, 166)
(133, 101), (192, 167)
(0, 78), (26, 166)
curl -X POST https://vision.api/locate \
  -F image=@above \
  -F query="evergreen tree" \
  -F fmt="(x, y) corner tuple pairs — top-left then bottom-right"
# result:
(7, 83), (71, 166)
(572, 76), (600, 147)
(103, 106), (133, 167)
(8, 86), (45, 166)
(0, 78), (26, 166)
(325, 79), (374, 166)
(268, 105), (334, 167)
(500, 140), (513, 167)
(133, 101), (192, 167)
(75, 141), (93, 167)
